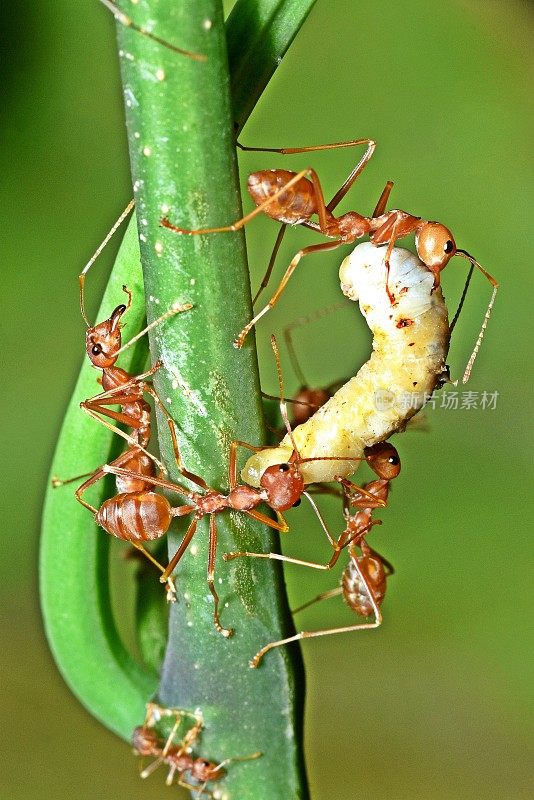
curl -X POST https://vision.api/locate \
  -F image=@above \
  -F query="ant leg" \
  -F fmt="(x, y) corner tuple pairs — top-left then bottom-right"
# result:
(97, 0), (206, 61)
(177, 778), (214, 799)
(372, 180), (394, 217)
(80, 404), (166, 474)
(157, 416), (210, 491)
(283, 301), (347, 387)
(237, 138), (376, 215)
(224, 545), (345, 571)
(292, 586), (344, 614)
(384, 227), (399, 305)
(51, 468), (98, 489)
(161, 168), (314, 235)
(160, 517), (198, 583)
(72, 448), (146, 513)
(140, 756), (164, 779)
(228, 439), (271, 489)
(241, 508), (289, 533)
(249, 556), (383, 668)
(234, 240), (344, 348)
(131, 543), (177, 602)
(207, 515), (234, 637)
(102, 464), (196, 500)
(336, 477), (387, 508)
(252, 222), (287, 307)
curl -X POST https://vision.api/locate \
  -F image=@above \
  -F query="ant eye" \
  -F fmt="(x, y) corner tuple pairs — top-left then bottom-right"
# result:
(279, 463), (290, 472)
(92, 344), (102, 356)
(388, 455), (400, 465)
(444, 240), (454, 254)
(292, 499), (301, 508)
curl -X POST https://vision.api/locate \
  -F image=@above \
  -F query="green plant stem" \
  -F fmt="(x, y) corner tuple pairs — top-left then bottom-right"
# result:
(117, 1), (309, 797)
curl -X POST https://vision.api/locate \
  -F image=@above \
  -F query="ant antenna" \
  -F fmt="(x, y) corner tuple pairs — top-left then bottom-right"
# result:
(98, 0), (207, 61)
(302, 491), (336, 546)
(270, 334), (299, 457)
(213, 751), (263, 772)
(113, 302), (193, 357)
(79, 199), (135, 326)
(284, 301), (346, 387)
(456, 251), (498, 383)
(449, 264), (474, 333)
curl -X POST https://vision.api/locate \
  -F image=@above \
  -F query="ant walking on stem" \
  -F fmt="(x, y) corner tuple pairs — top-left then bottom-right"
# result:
(53, 204), (192, 587)
(161, 138), (497, 380)
(133, 703), (261, 797)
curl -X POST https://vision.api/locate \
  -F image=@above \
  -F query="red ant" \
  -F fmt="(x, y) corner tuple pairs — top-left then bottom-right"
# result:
(95, 335), (380, 635)
(53, 288), (190, 590)
(98, 0), (207, 61)
(132, 703), (261, 797)
(161, 138), (497, 379)
(224, 442), (401, 667)
(53, 206), (192, 583)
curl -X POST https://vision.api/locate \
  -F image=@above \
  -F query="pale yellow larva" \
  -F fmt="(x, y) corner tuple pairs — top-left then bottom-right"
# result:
(243, 242), (450, 486)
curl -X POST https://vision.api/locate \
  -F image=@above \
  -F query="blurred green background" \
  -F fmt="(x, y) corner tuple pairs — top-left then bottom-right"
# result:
(2, 0), (533, 797)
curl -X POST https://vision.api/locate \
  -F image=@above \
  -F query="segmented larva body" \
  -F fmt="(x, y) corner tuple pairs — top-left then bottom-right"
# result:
(243, 242), (450, 486)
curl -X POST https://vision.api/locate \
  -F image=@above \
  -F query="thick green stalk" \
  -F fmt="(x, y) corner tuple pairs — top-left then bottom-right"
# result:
(117, 2), (308, 797)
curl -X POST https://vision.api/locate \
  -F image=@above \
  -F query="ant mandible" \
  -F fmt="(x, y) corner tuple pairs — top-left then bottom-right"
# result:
(160, 137), (497, 374)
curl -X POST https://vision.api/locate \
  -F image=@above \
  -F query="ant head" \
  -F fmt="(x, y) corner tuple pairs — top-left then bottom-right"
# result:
(364, 442), (401, 480)
(415, 222), (456, 272)
(131, 725), (158, 756)
(85, 304), (126, 368)
(191, 757), (225, 782)
(260, 456), (304, 511)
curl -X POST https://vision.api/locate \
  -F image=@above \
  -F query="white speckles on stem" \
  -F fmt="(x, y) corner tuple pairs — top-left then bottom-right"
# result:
(133, 179), (144, 192)
(166, 364), (208, 417)
(123, 87), (138, 108)
(140, 217), (148, 226)
(190, 544), (199, 557)
(154, 241), (163, 254)
(134, 131), (140, 139)
(142, 145), (152, 157)
(160, 203), (170, 214)
(139, 233), (147, 243)
(203, 18), (213, 30)
(156, 68), (165, 81)
(190, 278), (196, 286)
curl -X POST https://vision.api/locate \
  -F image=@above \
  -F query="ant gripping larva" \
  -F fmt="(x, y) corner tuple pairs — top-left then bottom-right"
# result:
(160, 137), (497, 374)
(225, 442), (401, 667)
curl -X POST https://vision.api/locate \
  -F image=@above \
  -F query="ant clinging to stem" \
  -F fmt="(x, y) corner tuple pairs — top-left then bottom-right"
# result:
(226, 441), (402, 667)
(161, 137), (497, 382)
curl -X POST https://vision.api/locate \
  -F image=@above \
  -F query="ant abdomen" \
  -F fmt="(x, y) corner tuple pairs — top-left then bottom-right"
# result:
(96, 492), (172, 543)
(343, 550), (387, 617)
(248, 169), (317, 224)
